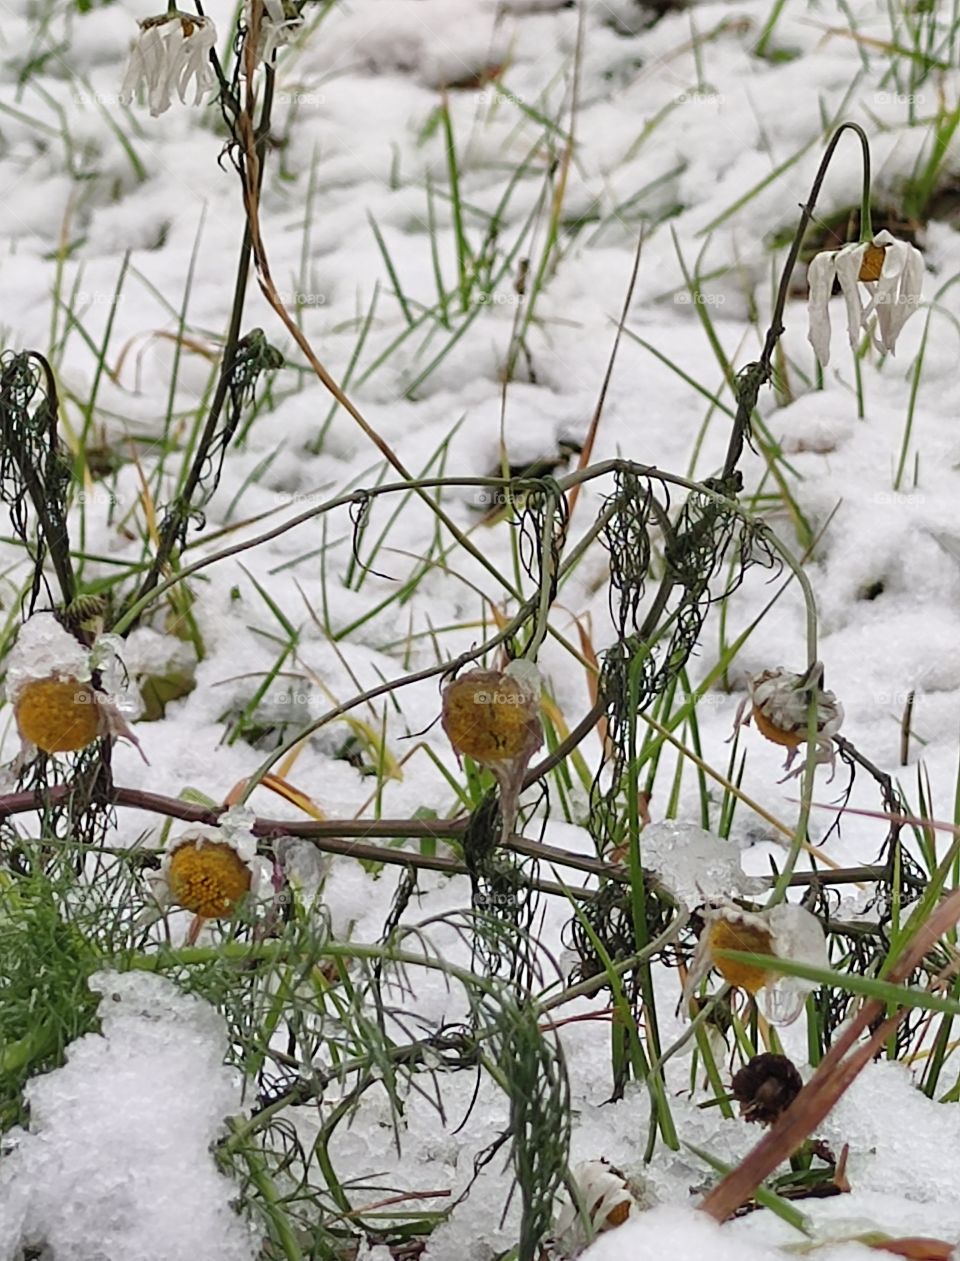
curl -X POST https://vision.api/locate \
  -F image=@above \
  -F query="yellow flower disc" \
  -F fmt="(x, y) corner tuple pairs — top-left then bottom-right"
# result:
(167, 840), (252, 917)
(601, 1200), (632, 1229)
(751, 706), (805, 750)
(14, 676), (102, 753)
(708, 917), (777, 995)
(441, 670), (540, 764)
(858, 243), (887, 283)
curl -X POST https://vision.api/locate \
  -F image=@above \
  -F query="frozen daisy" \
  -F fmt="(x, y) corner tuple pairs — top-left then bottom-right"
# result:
(735, 663), (843, 779)
(682, 900), (828, 1026)
(120, 11), (218, 118)
(807, 229), (924, 366)
(4, 613), (145, 763)
(151, 808), (269, 940)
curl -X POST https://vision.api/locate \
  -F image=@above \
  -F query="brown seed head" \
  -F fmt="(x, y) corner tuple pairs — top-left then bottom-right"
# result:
(731, 1052), (803, 1125)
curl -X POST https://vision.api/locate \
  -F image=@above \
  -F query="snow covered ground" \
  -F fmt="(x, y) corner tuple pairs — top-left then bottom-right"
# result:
(2, 0), (960, 1256)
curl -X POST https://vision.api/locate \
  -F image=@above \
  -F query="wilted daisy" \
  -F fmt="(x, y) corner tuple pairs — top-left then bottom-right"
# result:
(120, 10), (217, 117)
(807, 229), (924, 366)
(550, 1160), (649, 1256)
(735, 663), (843, 779)
(245, 0), (303, 64)
(153, 808), (267, 931)
(4, 613), (144, 763)
(682, 900), (828, 1026)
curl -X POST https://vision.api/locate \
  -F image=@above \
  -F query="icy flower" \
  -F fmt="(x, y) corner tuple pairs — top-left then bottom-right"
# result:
(155, 809), (264, 919)
(807, 229), (924, 366)
(682, 900), (828, 1026)
(120, 11), (217, 117)
(4, 613), (144, 762)
(735, 663), (843, 779)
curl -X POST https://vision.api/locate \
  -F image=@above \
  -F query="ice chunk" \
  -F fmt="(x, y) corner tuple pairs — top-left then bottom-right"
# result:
(3, 613), (92, 703)
(640, 821), (764, 909)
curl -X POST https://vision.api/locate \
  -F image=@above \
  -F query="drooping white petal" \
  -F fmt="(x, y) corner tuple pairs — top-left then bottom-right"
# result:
(806, 250), (837, 367)
(173, 17), (217, 106)
(833, 242), (868, 350)
(876, 238), (925, 354)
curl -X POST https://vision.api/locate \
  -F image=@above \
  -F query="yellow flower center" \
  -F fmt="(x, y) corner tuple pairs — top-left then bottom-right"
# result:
(708, 917), (777, 995)
(442, 673), (539, 764)
(167, 840), (252, 917)
(14, 676), (102, 753)
(858, 243), (887, 283)
(600, 1199), (631, 1229)
(752, 706), (805, 750)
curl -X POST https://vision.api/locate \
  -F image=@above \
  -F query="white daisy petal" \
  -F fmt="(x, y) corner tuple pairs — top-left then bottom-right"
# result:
(806, 250), (837, 367)
(120, 12), (217, 116)
(878, 239), (925, 353)
(833, 243), (868, 349)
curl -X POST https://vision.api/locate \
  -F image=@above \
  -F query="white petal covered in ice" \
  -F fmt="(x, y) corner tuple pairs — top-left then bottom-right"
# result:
(757, 902), (830, 1026)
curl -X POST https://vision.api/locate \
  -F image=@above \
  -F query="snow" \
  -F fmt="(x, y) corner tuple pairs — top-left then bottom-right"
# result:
(2, 0), (960, 1255)
(0, 972), (257, 1261)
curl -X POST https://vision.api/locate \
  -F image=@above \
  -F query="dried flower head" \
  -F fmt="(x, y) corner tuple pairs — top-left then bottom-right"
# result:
(682, 900), (828, 1026)
(441, 659), (544, 846)
(157, 809), (262, 920)
(807, 229), (924, 366)
(4, 613), (144, 762)
(441, 662), (542, 766)
(735, 663), (843, 779)
(731, 1052), (803, 1125)
(120, 11), (217, 117)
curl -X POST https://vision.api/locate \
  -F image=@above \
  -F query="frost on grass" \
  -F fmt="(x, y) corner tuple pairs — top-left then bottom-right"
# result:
(0, 972), (257, 1261)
